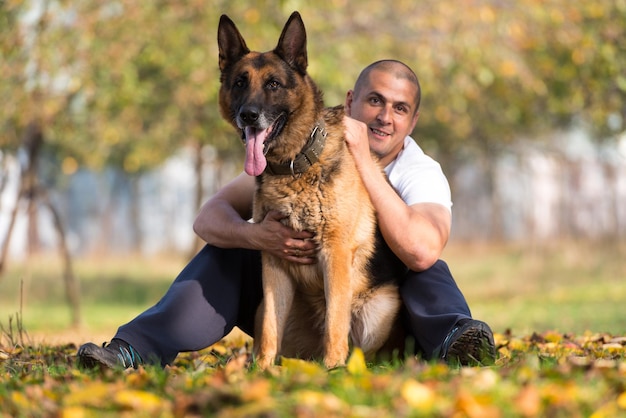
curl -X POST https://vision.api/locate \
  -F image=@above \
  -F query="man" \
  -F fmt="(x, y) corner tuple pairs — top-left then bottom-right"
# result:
(77, 60), (496, 369)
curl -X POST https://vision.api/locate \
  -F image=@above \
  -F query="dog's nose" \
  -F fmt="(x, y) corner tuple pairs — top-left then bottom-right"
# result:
(239, 106), (260, 124)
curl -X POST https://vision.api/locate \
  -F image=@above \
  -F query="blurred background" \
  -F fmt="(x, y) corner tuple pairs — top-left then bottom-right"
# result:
(1, 0), (625, 341)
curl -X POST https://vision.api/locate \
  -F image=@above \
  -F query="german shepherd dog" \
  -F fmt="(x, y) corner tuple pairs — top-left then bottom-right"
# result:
(217, 12), (405, 369)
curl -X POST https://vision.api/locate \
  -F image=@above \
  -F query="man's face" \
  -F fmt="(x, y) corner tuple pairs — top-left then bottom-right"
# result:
(345, 69), (420, 166)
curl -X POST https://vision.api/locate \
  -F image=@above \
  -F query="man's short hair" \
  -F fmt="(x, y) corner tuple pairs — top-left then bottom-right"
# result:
(353, 60), (421, 113)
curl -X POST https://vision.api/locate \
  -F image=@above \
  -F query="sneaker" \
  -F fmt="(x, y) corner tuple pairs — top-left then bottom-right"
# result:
(77, 339), (143, 370)
(440, 319), (496, 366)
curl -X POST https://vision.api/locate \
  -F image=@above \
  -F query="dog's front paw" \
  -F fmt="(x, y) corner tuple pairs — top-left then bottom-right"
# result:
(323, 356), (346, 369)
(323, 348), (348, 369)
(255, 354), (276, 370)
(324, 359), (345, 369)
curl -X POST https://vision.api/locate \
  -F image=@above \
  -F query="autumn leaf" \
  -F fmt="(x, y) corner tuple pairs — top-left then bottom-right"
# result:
(346, 347), (368, 376)
(59, 406), (89, 418)
(401, 379), (435, 411)
(294, 390), (348, 415)
(10, 391), (30, 411)
(239, 378), (272, 403)
(3, 328), (626, 416)
(455, 390), (501, 418)
(281, 357), (325, 377)
(515, 385), (542, 417)
(63, 381), (116, 408)
(114, 389), (170, 412)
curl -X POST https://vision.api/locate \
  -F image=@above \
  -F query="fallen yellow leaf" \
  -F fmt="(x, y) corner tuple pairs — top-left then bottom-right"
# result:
(210, 342), (229, 355)
(346, 347), (368, 375)
(240, 378), (272, 402)
(281, 357), (325, 376)
(63, 382), (114, 408)
(59, 406), (87, 418)
(10, 391), (30, 410)
(401, 379), (435, 410)
(114, 389), (168, 412)
(455, 390), (501, 418)
(515, 385), (541, 416)
(294, 390), (347, 413)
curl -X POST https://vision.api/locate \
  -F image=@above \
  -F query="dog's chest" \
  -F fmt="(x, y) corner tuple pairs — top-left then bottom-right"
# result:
(254, 178), (327, 232)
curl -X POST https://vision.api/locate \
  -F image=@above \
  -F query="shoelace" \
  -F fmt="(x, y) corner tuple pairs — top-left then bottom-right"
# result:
(440, 325), (461, 359)
(107, 342), (142, 368)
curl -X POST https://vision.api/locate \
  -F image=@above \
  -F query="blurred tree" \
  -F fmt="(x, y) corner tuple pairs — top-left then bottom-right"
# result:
(295, 0), (625, 239)
(69, 1), (297, 253)
(0, 0), (81, 325)
(1, 0), (624, 254)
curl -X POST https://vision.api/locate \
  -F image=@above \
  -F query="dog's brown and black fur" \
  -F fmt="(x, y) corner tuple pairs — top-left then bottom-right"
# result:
(217, 12), (405, 369)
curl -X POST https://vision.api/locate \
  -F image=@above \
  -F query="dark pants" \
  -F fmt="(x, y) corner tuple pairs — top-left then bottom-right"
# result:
(115, 244), (472, 366)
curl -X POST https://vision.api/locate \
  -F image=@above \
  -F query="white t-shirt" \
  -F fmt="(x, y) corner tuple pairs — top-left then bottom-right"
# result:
(383, 136), (452, 212)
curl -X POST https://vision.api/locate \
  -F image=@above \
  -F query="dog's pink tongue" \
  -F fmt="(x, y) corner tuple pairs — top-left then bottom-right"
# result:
(244, 127), (268, 176)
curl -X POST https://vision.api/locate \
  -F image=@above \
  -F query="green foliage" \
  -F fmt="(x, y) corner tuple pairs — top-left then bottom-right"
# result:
(1, 0), (624, 176)
(0, 2), (25, 152)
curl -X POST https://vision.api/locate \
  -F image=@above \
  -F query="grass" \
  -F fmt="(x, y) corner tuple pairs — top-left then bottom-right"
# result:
(0, 254), (179, 334)
(444, 241), (626, 335)
(1, 326), (626, 416)
(1, 241), (625, 337)
(1, 241), (626, 417)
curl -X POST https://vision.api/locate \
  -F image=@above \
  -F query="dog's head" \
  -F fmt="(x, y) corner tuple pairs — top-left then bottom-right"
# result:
(217, 12), (323, 176)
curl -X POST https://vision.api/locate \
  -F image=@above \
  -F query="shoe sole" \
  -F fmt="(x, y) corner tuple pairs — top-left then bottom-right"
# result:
(446, 325), (496, 366)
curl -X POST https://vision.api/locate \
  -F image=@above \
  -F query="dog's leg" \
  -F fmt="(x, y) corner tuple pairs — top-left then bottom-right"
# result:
(322, 249), (354, 368)
(280, 293), (325, 360)
(350, 284), (402, 358)
(255, 259), (295, 370)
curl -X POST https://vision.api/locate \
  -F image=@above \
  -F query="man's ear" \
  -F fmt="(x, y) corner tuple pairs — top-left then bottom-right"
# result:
(410, 111), (420, 131)
(344, 90), (354, 116)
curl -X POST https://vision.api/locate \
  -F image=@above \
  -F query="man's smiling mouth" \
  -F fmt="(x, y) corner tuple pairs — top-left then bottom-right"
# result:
(371, 127), (390, 137)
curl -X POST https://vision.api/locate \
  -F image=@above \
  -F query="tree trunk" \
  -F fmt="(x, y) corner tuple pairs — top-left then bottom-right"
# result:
(40, 189), (81, 327)
(23, 123), (44, 257)
(483, 153), (504, 241)
(129, 175), (142, 252)
(0, 180), (21, 276)
(1, 123), (43, 275)
(0, 122), (81, 325)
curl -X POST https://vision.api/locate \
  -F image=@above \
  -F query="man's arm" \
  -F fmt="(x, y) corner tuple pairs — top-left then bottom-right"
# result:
(343, 117), (450, 272)
(193, 172), (318, 263)
(193, 172), (257, 249)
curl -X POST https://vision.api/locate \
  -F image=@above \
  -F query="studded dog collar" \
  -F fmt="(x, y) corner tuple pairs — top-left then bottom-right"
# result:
(264, 122), (327, 176)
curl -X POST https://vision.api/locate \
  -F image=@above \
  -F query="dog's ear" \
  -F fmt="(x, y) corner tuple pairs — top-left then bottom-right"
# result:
(217, 14), (250, 73)
(274, 11), (308, 75)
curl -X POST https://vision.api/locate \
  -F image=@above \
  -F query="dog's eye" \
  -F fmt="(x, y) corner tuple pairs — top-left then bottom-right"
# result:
(234, 76), (247, 89)
(266, 80), (281, 90)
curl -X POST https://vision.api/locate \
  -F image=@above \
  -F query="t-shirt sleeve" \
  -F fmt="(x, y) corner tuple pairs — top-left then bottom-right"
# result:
(384, 137), (453, 212)
(392, 162), (452, 211)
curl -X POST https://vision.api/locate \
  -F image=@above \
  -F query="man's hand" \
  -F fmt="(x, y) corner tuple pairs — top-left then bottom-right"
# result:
(343, 116), (373, 167)
(258, 210), (319, 264)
